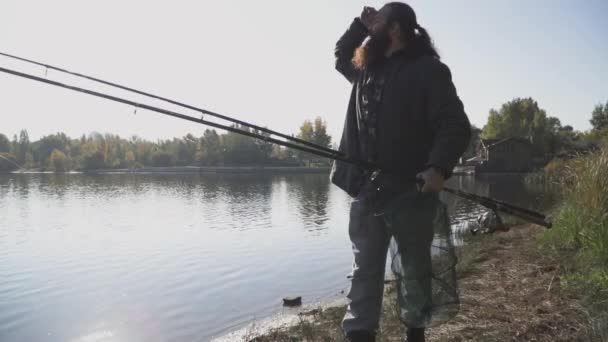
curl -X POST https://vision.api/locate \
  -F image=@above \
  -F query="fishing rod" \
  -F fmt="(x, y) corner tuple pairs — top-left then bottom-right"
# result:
(0, 51), (550, 223)
(0, 153), (24, 171)
(442, 188), (550, 227)
(444, 187), (546, 220)
(0, 66), (371, 170)
(0, 51), (338, 156)
(0, 64), (552, 228)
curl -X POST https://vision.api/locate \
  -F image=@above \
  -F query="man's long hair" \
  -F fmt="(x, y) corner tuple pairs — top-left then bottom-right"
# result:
(353, 2), (439, 70)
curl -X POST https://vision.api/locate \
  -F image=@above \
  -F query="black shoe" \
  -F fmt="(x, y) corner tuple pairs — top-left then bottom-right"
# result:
(406, 327), (426, 342)
(345, 330), (376, 342)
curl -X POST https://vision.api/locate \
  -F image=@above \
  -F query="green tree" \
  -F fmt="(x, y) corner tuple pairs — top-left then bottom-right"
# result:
(196, 129), (221, 165)
(175, 134), (198, 165)
(482, 98), (565, 155)
(0, 121), (336, 170)
(312, 117), (332, 148)
(134, 138), (154, 166)
(24, 152), (34, 169)
(49, 149), (70, 172)
(222, 125), (265, 165)
(10, 134), (17, 156)
(295, 120), (314, 165)
(590, 101), (608, 132)
(16, 130), (30, 164)
(463, 125), (482, 158)
(0, 134), (10, 153)
(205, 129), (222, 164)
(82, 150), (106, 170)
(151, 150), (175, 166)
(35, 133), (70, 168)
(275, 144), (297, 163)
(295, 118), (332, 165)
(298, 120), (314, 142)
(124, 151), (136, 168)
(252, 129), (273, 164)
(555, 125), (578, 151)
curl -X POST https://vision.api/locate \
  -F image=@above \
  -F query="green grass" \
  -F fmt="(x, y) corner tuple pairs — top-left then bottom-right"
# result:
(531, 147), (608, 340)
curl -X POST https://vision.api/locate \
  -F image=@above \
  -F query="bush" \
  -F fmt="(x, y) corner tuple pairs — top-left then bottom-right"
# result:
(525, 157), (577, 200)
(543, 158), (568, 174)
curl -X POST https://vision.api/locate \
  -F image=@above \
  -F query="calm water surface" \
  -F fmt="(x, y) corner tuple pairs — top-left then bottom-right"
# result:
(0, 173), (541, 341)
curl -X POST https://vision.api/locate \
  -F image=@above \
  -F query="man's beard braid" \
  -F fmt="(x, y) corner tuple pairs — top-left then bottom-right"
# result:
(352, 30), (391, 70)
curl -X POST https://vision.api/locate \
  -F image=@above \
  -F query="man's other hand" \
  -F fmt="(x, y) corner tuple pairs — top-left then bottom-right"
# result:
(416, 167), (445, 193)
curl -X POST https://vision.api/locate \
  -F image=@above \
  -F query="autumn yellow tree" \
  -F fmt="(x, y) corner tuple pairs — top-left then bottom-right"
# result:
(49, 149), (70, 173)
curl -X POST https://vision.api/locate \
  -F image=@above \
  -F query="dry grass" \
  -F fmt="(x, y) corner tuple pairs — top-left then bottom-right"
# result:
(429, 225), (592, 342)
(247, 224), (595, 341)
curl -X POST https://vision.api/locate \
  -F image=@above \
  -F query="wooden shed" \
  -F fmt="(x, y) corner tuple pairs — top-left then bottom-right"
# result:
(476, 137), (533, 172)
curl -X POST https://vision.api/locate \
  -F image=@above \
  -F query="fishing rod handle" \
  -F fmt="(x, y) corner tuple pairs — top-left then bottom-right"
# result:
(498, 204), (553, 228)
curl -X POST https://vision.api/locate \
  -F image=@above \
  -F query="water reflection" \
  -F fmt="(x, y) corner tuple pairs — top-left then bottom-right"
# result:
(0, 173), (539, 342)
(209, 175), (274, 231)
(444, 174), (543, 232)
(1, 174), (33, 199)
(285, 174), (331, 232)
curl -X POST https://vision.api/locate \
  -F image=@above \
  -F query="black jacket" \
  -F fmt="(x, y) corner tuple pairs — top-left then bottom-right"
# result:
(330, 18), (471, 197)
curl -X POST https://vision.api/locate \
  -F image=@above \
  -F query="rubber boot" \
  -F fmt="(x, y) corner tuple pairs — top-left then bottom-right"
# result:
(345, 330), (376, 342)
(406, 327), (425, 342)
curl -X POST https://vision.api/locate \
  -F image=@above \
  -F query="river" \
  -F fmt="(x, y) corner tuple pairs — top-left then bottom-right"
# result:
(0, 173), (542, 341)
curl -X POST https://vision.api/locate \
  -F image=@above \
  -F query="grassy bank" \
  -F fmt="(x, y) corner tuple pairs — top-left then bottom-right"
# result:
(527, 147), (608, 340)
(244, 149), (608, 341)
(247, 225), (593, 341)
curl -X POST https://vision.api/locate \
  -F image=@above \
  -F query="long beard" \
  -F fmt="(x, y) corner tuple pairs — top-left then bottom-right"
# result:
(352, 31), (391, 70)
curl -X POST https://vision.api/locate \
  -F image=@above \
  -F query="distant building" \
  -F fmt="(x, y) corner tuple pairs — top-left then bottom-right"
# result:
(475, 137), (533, 172)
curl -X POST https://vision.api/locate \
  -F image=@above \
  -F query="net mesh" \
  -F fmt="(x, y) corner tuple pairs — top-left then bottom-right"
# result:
(381, 191), (459, 328)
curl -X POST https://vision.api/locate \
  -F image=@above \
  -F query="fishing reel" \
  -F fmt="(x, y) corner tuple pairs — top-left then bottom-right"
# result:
(369, 169), (424, 193)
(368, 169), (424, 216)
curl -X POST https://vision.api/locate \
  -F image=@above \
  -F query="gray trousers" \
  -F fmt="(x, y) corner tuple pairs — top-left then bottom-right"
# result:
(342, 191), (434, 333)
(342, 193), (392, 333)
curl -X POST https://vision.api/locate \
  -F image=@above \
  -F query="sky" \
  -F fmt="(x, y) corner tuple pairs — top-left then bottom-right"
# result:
(1, 0), (607, 142)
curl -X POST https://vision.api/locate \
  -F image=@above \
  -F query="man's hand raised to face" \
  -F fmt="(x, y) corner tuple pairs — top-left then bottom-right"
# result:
(360, 6), (377, 31)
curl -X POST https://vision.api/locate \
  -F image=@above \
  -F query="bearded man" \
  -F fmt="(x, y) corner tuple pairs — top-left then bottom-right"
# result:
(331, 3), (471, 342)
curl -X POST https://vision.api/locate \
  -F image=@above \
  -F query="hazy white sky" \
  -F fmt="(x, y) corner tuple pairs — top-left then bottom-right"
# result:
(1, 0), (607, 142)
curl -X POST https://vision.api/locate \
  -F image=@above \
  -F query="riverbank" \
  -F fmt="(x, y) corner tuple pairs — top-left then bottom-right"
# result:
(7, 166), (331, 175)
(92, 166), (331, 174)
(246, 224), (596, 341)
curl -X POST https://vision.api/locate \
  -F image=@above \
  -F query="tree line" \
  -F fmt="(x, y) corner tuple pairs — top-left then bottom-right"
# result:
(0, 117), (333, 172)
(463, 98), (608, 159)
(2, 98), (607, 172)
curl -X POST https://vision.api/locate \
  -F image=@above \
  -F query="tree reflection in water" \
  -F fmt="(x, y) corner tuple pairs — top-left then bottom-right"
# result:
(286, 174), (331, 232)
